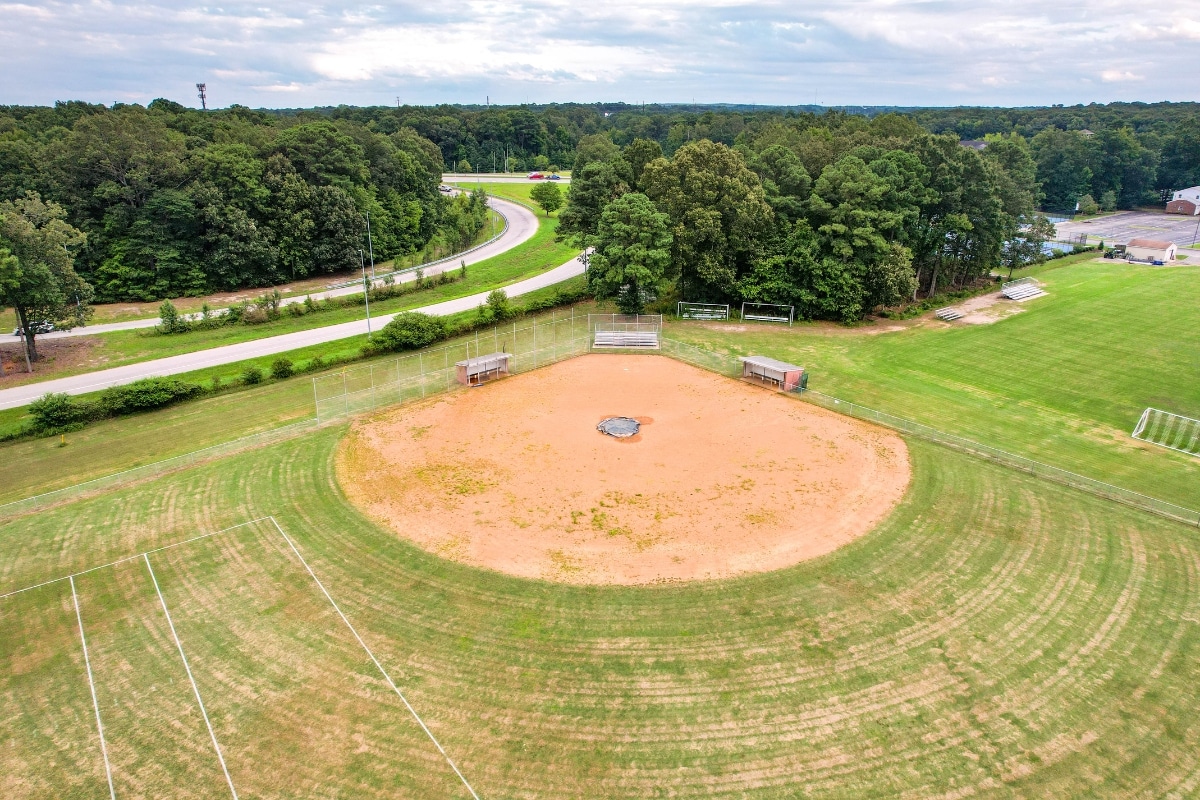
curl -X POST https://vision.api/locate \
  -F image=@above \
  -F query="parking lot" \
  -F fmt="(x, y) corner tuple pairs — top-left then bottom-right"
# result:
(1056, 210), (1200, 247)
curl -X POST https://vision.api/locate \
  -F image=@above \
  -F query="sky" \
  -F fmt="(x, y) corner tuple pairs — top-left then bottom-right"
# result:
(1, 1), (1197, 109)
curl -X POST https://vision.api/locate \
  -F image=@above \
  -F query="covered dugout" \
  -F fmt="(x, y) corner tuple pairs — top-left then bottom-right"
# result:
(456, 352), (512, 386)
(740, 356), (806, 392)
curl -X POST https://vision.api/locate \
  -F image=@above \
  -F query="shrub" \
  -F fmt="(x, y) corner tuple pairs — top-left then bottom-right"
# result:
(486, 288), (511, 321)
(242, 307), (269, 325)
(242, 366), (264, 385)
(271, 358), (295, 380)
(307, 355), (325, 372)
(98, 378), (204, 416)
(28, 392), (85, 432)
(374, 312), (448, 352)
(157, 300), (189, 334)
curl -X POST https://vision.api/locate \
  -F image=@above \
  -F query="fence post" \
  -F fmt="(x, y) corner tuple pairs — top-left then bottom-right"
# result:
(370, 364), (376, 410)
(342, 370), (349, 417)
(312, 377), (319, 424)
(444, 347), (449, 390)
(534, 318), (538, 368)
(419, 353), (425, 398)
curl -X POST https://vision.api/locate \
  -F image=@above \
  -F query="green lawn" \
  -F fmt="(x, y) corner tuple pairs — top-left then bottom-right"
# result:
(1, 215), (578, 389)
(667, 258), (1200, 508)
(3, 414), (1199, 797)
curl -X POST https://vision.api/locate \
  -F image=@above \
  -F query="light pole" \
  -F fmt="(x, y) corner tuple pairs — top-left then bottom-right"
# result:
(1192, 213), (1199, 247)
(365, 212), (375, 279)
(359, 249), (372, 338)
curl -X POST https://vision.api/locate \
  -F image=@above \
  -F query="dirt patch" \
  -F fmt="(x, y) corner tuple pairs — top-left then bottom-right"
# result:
(0, 337), (109, 386)
(337, 355), (910, 585)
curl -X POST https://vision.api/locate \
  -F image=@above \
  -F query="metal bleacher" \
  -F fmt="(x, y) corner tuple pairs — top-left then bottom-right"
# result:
(593, 330), (660, 348)
(935, 307), (964, 321)
(1001, 277), (1047, 301)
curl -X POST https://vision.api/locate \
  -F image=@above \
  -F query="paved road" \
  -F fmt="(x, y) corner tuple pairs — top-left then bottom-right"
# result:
(33, 195), (539, 341)
(443, 173), (570, 184)
(0, 252), (586, 410)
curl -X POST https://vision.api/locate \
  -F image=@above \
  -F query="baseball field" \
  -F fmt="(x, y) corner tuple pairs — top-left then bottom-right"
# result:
(2, 257), (1199, 798)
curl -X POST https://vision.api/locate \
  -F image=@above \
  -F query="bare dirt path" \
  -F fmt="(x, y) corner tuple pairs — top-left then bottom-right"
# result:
(338, 354), (910, 584)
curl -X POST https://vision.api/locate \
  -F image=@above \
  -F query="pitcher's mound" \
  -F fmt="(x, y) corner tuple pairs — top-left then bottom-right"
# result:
(337, 355), (909, 584)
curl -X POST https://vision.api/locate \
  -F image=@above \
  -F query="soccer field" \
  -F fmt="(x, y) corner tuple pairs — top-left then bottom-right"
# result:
(3, 414), (1200, 797)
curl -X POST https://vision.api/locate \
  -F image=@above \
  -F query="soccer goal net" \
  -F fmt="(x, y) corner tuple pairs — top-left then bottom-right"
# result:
(677, 302), (730, 320)
(741, 302), (794, 325)
(1132, 408), (1200, 457)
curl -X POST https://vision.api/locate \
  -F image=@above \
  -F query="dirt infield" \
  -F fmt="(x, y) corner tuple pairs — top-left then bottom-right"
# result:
(337, 355), (910, 584)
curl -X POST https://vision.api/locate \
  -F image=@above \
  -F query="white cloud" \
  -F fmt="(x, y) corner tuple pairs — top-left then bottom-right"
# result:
(0, 0), (1197, 106)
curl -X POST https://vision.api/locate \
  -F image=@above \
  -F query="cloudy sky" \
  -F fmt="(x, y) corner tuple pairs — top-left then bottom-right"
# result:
(1, 1), (1197, 109)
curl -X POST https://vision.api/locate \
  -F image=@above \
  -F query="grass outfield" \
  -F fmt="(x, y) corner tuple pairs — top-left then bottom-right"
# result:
(0, 214), (577, 389)
(668, 259), (1200, 508)
(3, 423), (1199, 797)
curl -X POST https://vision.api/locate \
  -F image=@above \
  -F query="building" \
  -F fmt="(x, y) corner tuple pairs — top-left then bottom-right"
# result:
(1166, 186), (1200, 216)
(1125, 239), (1178, 263)
(959, 140), (988, 151)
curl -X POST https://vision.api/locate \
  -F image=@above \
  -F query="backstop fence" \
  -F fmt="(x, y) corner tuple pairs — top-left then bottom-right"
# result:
(313, 308), (592, 424)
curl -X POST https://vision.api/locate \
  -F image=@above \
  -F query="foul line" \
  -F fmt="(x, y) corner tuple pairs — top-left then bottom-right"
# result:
(144, 554), (239, 800)
(267, 517), (481, 800)
(0, 518), (269, 601)
(71, 576), (116, 800)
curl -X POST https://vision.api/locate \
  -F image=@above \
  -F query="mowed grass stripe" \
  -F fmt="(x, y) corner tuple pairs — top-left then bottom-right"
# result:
(73, 559), (231, 798)
(0, 582), (109, 798)
(147, 519), (474, 798)
(3, 425), (1200, 796)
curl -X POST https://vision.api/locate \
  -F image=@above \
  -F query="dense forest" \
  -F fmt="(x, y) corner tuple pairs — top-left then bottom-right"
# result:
(0, 100), (489, 302)
(332, 100), (1199, 212)
(558, 114), (1059, 321)
(1, 99), (1197, 322)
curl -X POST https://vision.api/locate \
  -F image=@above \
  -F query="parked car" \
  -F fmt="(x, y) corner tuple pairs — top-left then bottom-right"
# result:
(13, 321), (55, 336)
(527, 172), (544, 180)
(546, 174), (561, 181)
(438, 184), (453, 193)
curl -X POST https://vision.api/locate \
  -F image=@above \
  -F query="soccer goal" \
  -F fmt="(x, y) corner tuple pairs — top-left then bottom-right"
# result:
(677, 302), (730, 320)
(741, 302), (794, 325)
(1132, 408), (1200, 457)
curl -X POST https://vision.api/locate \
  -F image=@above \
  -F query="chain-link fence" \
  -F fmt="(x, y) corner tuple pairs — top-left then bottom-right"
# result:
(660, 336), (1200, 528)
(314, 307), (593, 423)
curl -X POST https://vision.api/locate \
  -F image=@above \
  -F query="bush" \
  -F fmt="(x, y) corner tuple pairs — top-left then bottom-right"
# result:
(270, 358), (295, 380)
(98, 378), (204, 416)
(242, 307), (269, 325)
(157, 300), (189, 334)
(28, 392), (86, 432)
(486, 288), (511, 321)
(374, 312), (448, 352)
(242, 366), (264, 385)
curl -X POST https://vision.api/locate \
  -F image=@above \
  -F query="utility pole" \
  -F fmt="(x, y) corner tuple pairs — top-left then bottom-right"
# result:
(365, 212), (375, 278)
(196, 83), (207, 111)
(359, 249), (372, 338)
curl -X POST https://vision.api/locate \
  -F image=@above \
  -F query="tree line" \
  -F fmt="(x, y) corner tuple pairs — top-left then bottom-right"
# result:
(559, 115), (1055, 322)
(0, 99), (489, 304)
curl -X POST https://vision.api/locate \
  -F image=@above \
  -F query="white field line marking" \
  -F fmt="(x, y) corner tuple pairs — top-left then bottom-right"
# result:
(267, 517), (482, 800)
(143, 554), (239, 800)
(70, 576), (116, 800)
(0, 518), (269, 600)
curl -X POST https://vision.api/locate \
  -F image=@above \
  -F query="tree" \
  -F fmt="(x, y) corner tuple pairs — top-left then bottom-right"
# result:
(0, 193), (91, 366)
(1077, 193), (1100, 215)
(1001, 214), (1056, 279)
(587, 193), (673, 314)
(572, 134), (621, 174)
(641, 140), (772, 300)
(529, 182), (563, 216)
(557, 161), (630, 247)
(622, 138), (663, 188)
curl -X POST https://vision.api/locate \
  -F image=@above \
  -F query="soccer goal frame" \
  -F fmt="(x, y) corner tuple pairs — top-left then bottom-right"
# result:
(677, 302), (730, 320)
(741, 302), (794, 325)
(1132, 408), (1200, 457)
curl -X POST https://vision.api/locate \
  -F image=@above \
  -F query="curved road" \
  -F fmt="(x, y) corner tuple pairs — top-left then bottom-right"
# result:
(0, 251), (586, 410)
(36, 195), (540, 340)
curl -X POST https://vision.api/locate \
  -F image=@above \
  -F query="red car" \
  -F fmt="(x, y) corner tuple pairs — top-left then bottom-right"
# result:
(527, 172), (544, 180)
